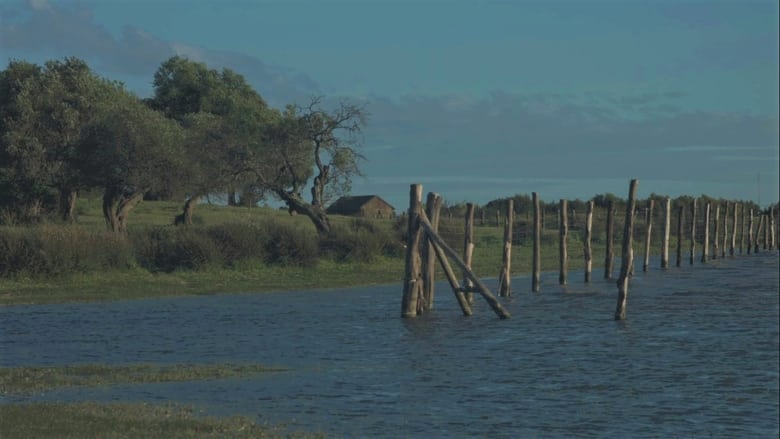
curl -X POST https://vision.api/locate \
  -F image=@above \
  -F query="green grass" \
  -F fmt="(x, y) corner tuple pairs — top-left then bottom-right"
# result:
(0, 363), (286, 395)
(0, 402), (322, 438)
(1, 198), (685, 306)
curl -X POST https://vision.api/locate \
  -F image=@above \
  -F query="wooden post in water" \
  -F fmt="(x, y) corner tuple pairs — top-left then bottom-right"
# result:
(559, 199), (569, 285)
(605, 200), (616, 278)
(584, 200), (594, 282)
(615, 179), (638, 321)
(532, 192), (542, 292)
(730, 203), (738, 256)
(739, 204), (746, 254)
(418, 213), (510, 319)
(701, 202), (711, 263)
(498, 199), (513, 297)
(712, 204), (720, 260)
(421, 192), (442, 311)
(747, 209), (754, 254)
(643, 199), (654, 272)
(770, 208), (776, 250)
(662, 197), (671, 269)
(722, 202), (729, 258)
(755, 214), (763, 253)
(676, 205), (684, 267)
(761, 214), (768, 251)
(463, 203), (476, 305)
(401, 184), (424, 318)
(689, 199), (697, 265)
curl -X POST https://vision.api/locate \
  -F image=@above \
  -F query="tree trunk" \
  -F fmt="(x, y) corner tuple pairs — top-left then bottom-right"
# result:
(277, 189), (331, 235)
(59, 188), (78, 223)
(103, 187), (144, 233)
(176, 195), (202, 226)
(227, 189), (238, 206)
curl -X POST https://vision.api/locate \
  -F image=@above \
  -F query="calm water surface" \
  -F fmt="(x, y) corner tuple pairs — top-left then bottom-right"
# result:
(2, 253), (778, 438)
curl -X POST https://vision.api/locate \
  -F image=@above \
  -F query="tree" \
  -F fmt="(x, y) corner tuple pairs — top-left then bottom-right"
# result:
(148, 56), (274, 224)
(255, 97), (367, 235)
(79, 85), (185, 232)
(0, 57), (106, 222)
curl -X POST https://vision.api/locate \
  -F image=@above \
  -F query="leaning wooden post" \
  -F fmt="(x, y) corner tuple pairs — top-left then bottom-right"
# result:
(614, 179), (638, 321)
(730, 203), (738, 256)
(421, 192), (442, 311)
(661, 197), (671, 269)
(532, 192), (542, 292)
(701, 202), (711, 263)
(605, 200), (616, 278)
(584, 200), (594, 282)
(559, 199), (568, 285)
(689, 198), (697, 265)
(418, 213), (510, 319)
(401, 184), (424, 318)
(642, 199), (654, 271)
(747, 209), (754, 254)
(498, 199), (513, 297)
(676, 205), (684, 267)
(712, 204), (720, 260)
(463, 203), (476, 305)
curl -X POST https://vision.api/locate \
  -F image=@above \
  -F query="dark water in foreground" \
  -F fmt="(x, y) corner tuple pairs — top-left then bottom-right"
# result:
(2, 253), (779, 438)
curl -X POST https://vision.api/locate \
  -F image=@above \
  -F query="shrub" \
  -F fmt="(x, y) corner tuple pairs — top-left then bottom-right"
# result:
(205, 222), (268, 266)
(259, 219), (318, 267)
(130, 227), (222, 273)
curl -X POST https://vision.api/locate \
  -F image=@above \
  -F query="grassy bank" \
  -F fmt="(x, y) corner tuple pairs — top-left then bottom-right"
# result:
(0, 363), (285, 394)
(1, 198), (673, 306)
(0, 402), (322, 438)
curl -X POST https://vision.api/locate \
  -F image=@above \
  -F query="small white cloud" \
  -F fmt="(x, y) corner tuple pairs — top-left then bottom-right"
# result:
(28, 0), (51, 12)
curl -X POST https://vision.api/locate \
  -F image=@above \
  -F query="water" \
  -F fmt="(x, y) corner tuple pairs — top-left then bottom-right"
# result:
(2, 253), (778, 438)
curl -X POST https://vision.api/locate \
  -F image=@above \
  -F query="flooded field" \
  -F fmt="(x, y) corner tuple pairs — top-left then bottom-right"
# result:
(2, 253), (778, 438)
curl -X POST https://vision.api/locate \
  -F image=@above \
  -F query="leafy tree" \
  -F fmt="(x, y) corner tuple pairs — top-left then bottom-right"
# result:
(149, 56), (274, 224)
(254, 98), (367, 235)
(79, 86), (185, 232)
(0, 57), (106, 222)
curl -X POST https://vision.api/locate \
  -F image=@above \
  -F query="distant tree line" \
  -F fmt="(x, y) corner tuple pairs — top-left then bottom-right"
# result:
(0, 56), (367, 234)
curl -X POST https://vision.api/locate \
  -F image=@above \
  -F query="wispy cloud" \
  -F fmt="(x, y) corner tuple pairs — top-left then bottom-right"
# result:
(0, 0), (319, 104)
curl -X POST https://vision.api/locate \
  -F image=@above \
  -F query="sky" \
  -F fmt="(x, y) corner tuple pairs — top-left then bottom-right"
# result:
(1, 0), (778, 209)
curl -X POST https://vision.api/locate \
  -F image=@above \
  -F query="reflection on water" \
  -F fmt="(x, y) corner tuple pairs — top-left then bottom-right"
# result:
(2, 253), (778, 438)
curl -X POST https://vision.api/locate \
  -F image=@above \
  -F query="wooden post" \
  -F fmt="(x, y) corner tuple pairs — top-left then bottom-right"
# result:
(559, 199), (568, 285)
(770, 208), (776, 250)
(689, 199), (697, 265)
(605, 200), (616, 279)
(584, 200), (594, 282)
(761, 214), (768, 250)
(532, 192), (542, 292)
(463, 203), (475, 305)
(481, 208), (485, 226)
(643, 199), (654, 271)
(712, 204), (720, 260)
(421, 192), (442, 311)
(419, 215), (473, 317)
(747, 209), (754, 254)
(615, 179), (638, 321)
(755, 214), (763, 253)
(401, 184), (424, 318)
(661, 197), (671, 269)
(730, 203), (738, 256)
(701, 202), (710, 263)
(722, 202), (729, 258)
(676, 205), (684, 267)
(739, 204), (746, 254)
(498, 199), (513, 296)
(418, 213), (510, 319)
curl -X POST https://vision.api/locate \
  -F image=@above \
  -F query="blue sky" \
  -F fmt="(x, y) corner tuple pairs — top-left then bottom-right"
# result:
(2, 0), (778, 209)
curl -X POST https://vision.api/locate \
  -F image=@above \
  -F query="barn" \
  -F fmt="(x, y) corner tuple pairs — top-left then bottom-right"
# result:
(326, 195), (396, 218)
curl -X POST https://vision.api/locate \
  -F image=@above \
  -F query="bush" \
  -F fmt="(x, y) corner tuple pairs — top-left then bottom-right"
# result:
(206, 222), (268, 266)
(130, 227), (222, 273)
(259, 219), (318, 267)
(320, 220), (402, 262)
(0, 225), (134, 277)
